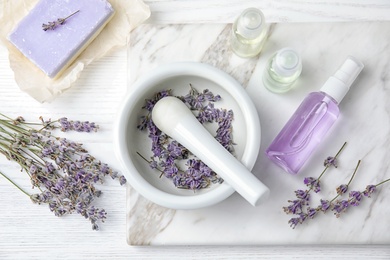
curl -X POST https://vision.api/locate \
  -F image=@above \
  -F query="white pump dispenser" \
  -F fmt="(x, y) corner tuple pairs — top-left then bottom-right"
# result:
(320, 56), (364, 104)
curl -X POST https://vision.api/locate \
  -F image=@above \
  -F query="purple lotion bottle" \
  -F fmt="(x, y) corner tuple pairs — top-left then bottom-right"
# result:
(266, 56), (364, 174)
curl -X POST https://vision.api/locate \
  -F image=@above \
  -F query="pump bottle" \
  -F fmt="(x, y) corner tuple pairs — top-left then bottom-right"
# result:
(266, 56), (364, 174)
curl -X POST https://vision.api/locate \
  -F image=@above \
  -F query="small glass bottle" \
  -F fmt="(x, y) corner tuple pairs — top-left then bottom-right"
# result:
(266, 56), (364, 174)
(230, 8), (268, 58)
(263, 48), (302, 93)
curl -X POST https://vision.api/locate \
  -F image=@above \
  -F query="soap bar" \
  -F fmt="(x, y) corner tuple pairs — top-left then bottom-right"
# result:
(8, 0), (115, 78)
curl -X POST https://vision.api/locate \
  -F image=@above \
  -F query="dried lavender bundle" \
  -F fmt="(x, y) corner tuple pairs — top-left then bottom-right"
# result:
(137, 86), (235, 190)
(0, 114), (126, 230)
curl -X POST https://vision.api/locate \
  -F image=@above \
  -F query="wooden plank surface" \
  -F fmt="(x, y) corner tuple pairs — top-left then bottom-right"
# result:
(1, 0), (390, 259)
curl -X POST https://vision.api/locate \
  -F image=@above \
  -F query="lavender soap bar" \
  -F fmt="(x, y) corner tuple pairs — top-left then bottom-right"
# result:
(8, 0), (115, 78)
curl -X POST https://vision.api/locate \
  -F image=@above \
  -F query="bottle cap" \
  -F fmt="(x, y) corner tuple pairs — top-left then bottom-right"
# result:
(320, 56), (364, 104)
(236, 8), (266, 40)
(272, 48), (302, 77)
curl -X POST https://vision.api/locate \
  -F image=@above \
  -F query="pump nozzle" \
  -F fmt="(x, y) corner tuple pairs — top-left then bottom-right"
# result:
(320, 56), (364, 104)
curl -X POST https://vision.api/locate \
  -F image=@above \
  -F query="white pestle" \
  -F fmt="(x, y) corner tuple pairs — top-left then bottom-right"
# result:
(152, 96), (270, 206)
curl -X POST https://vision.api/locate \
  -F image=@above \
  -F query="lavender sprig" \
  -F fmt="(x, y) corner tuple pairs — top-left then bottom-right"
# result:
(42, 10), (79, 31)
(0, 114), (125, 230)
(283, 142), (346, 217)
(287, 158), (360, 228)
(285, 145), (390, 229)
(137, 86), (232, 191)
(330, 179), (390, 217)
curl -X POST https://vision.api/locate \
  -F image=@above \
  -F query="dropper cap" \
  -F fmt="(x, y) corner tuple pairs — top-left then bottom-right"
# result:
(236, 8), (266, 40)
(320, 56), (364, 104)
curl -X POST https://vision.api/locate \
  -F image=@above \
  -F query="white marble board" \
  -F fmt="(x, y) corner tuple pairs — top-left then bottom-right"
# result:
(126, 22), (390, 245)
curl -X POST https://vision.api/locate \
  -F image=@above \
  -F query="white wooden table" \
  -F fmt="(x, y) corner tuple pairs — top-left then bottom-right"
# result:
(1, 1), (390, 259)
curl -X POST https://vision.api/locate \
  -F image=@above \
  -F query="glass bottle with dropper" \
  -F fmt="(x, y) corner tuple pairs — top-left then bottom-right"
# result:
(263, 48), (302, 93)
(230, 8), (268, 58)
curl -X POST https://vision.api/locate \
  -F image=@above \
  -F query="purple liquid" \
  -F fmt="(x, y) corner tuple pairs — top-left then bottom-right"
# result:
(266, 91), (339, 174)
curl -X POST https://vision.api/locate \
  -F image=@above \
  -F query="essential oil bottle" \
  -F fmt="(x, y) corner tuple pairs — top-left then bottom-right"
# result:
(266, 56), (364, 174)
(230, 8), (268, 58)
(263, 48), (302, 93)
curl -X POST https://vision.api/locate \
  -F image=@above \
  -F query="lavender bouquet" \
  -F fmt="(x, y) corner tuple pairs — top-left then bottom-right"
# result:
(0, 114), (126, 230)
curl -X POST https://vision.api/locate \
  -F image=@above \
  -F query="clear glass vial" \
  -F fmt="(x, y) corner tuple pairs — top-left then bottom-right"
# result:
(231, 8), (268, 58)
(263, 48), (302, 93)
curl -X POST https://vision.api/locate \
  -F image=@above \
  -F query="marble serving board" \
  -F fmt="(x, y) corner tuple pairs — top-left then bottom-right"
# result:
(126, 22), (390, 245)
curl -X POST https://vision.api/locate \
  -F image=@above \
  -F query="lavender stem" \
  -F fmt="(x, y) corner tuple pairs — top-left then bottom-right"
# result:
(0, 171), (31, 197)
(330, 160), (361, 203)
(347, 160), (361, 186)
(375, 178), (390, 187)
(63, 10), (80, 20)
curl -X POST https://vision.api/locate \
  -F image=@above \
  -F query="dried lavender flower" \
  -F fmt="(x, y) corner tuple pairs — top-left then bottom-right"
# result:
(363, 185), (376, 197)
(348, 191), (362, 206)
(0, 113), (125, 230)
(332, 199), (350, 217)
(336, 184), (348, 195)
(319, 199), (331, 212)
(58, 117), (99, 132)
(137, 86), (232, 190)
(324, 156), (338, 168)
(42, 10), (80, 31)
(304, 177), (321, 193)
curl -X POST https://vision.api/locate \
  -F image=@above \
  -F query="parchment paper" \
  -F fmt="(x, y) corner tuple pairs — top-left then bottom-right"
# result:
(0, 0), (150, 102)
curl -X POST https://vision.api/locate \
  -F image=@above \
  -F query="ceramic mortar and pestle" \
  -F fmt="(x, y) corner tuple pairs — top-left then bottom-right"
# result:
(114, 62), (269, 209)
(152, 96), (270, 206)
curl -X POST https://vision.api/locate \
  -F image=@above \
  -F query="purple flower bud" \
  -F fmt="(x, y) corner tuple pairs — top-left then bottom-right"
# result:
(283, 199), (304, 214)
(87, 206), (96, 217)
(199, 162), (212, 177)
(324, 156), (338, 168)
(59, 117), (71, 131)
(75, 202), (85, 214)
(320, 199), (331, 212)
(288, 217), (301, 229)
(44, 162), (56, 174)
(92, 223), (99, 231)
(304, 177), (321, 193)
(363, 185), (376, 197)
(307, 207), (317, 219)
(30, 194), (43, 204)
(119, 175), (127, 186)
(336, 184), (348, 195)
(98, 209), (107, 220)
(295, 189), (310, 201)
(349, 191), (362, 206)
(149, 160), (158, 169)
(332, 200), (349, 217)
(29, 165), (38, 174)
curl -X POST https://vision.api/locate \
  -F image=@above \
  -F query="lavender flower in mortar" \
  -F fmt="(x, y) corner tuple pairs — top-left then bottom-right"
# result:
(137, 85), (233, 190)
